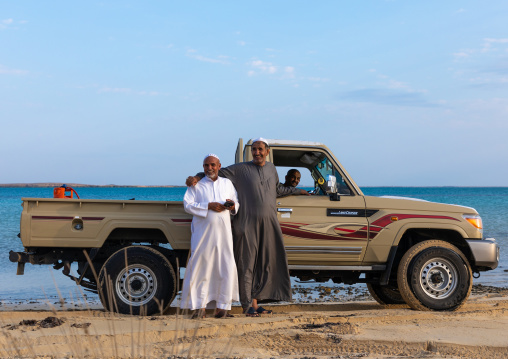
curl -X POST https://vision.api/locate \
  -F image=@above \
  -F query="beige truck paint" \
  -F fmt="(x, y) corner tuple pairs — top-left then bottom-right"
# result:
(20, 199), (189, 249)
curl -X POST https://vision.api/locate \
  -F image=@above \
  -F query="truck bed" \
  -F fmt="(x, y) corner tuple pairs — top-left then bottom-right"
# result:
(19, 198), (192, 250)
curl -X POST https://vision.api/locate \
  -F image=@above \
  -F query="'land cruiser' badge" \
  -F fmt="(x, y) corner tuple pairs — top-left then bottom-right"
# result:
(327, 209), (378, 217)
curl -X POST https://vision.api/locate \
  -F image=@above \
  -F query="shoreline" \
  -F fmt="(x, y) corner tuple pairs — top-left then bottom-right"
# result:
(1, 283), (505, 312)
(1, 287), (508, 358)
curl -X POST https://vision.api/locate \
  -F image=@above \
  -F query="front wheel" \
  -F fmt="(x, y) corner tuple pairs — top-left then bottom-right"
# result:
(98, 246), (176, 315)
(367, 283), (405, 305)
(397, 240), (472, 311)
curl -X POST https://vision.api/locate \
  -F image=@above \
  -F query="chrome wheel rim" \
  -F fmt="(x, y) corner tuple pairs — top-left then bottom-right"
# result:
(116, 264), (157, 306)
(419, 257), (457, 299)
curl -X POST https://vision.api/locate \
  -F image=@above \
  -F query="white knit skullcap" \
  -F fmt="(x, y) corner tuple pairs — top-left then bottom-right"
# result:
(203, 153), (220, 162)
(252, 137), (269, 146)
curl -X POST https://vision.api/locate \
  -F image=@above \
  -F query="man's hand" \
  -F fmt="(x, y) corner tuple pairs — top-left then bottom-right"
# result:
(186, 176), (199, 187)
(300, 189), (311, 196)
(208, 202), (226, 212)
(224, 199), (235, 212)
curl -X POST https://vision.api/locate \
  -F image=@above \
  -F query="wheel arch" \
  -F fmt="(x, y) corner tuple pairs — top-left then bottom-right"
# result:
(99, 228), (189, 271)
(94, 220), (180, 248)
(384, 225), (474, 284)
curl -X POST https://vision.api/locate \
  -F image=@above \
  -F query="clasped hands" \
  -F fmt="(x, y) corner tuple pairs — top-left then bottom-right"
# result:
(208, 200), (235, 212)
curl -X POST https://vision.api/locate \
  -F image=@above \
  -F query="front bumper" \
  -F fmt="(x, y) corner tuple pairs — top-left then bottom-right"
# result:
(466, 238), (499, 270)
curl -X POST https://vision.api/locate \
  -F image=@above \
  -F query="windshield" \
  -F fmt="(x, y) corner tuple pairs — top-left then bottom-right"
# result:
(312, 157), (351, 195)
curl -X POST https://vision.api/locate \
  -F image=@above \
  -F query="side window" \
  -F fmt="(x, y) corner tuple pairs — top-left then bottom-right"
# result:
(272, 148), (351, 196)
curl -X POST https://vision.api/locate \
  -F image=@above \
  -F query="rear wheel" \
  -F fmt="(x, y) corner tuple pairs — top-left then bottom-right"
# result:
(367, 283), (405, 305)
(397, 240), (472, 311)
(98, 246), (176, 315)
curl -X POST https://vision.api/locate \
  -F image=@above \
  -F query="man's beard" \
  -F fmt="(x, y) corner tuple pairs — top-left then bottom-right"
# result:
(205, 172), (217, 179)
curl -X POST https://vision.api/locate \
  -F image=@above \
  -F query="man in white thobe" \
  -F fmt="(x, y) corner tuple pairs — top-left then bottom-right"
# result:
(180, 154), (240, 318)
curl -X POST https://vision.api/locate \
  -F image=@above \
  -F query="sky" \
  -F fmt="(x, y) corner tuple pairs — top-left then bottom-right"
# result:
(1, 1), (507, 187)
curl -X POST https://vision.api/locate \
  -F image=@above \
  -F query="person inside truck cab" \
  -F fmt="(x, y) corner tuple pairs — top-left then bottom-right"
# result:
(282, 169), (301, 188)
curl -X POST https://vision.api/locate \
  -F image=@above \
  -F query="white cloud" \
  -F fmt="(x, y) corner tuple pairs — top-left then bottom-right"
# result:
(456, 38), (508, 58)
(0, 18), (13, 29)
(248, 60), (278, 75)
(98, 87), (132, 94)
(452, 38), (508, 86)
(453, 52), (470, 59)
(193, 55), (229, 64)
(484, 38), (508, 43)
(0, 18), (27, 29)
(307, 77), (330, 82)
(371, 69), (424, 94)
(98, 87), (166, 96)
(0, 64), (28, 75)
(186, 50), (230, 65)
(247, 60), (297, 80)
(284, 66), (295, 78)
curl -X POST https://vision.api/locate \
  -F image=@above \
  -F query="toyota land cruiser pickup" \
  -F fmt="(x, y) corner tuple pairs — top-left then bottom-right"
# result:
(9, 138), (499, 315)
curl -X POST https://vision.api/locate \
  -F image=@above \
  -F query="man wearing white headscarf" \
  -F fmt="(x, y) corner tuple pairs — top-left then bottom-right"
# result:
(180, 154), (240, 318)
(186, 139), (308, 316)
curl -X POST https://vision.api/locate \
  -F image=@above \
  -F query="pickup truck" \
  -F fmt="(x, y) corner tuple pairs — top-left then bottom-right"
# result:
(9, 139), (499, 315)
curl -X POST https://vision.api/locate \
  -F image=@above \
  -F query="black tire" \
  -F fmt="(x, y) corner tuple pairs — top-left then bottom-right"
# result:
(98, 246), (176, 315)
(367, 283), (406, 305)
(397, 240), (472, 311)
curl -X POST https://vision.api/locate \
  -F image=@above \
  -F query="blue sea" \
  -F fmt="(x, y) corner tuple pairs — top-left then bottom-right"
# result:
(1, 186), (507, 306)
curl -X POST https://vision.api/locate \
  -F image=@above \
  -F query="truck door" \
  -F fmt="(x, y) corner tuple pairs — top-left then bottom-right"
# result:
(274, 150), (369, 266)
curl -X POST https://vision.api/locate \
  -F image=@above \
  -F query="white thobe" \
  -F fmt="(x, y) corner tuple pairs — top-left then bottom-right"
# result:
(180, 176), (240, 310)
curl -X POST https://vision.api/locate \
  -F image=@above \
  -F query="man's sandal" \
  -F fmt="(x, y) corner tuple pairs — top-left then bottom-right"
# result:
(214, 310), (234, 318)
(191, 309), (206, 319)
(244, 307), (260, 317)
(255, 306), (273, 315)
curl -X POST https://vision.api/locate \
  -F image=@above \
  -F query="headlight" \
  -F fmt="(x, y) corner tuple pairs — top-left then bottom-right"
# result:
(462, 214), (483, 229)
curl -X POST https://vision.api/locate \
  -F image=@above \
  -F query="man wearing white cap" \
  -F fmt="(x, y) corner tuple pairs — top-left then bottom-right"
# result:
(180, 154), (240, 318)
(186, 138), (308, 316)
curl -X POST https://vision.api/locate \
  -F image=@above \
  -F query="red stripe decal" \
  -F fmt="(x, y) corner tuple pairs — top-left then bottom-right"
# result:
(32, 216), (73, 220)
(171, 219), (192, 223)
(32, 216), (104, 221)
(281, 226), (366, 241)
(371, 214), (459, 228)
(334, 227), (356, 233)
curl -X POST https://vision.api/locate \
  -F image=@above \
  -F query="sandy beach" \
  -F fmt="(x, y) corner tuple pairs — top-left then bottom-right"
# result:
(1, 285), (508, 359)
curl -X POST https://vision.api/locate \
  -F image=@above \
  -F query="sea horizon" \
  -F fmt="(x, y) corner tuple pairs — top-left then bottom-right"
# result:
(1, 183), (507, 188)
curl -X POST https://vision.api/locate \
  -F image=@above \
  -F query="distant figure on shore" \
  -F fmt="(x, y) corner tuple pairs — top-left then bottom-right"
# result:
(180, 154), (239, 319)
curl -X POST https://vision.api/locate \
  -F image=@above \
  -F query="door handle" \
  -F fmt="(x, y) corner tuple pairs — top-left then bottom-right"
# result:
(277, 208), (293, 213)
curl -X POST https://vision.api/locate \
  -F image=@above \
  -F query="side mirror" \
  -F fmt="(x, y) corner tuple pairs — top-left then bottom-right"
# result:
(325, 175), (337, 194)
(325, 175), (340, 201)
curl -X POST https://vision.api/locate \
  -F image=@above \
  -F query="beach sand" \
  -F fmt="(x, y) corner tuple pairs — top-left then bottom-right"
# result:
(1, 286), (508, 359)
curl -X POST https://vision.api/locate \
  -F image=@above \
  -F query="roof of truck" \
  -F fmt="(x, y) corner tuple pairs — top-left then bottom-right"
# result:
(246, 138), (325, 147)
